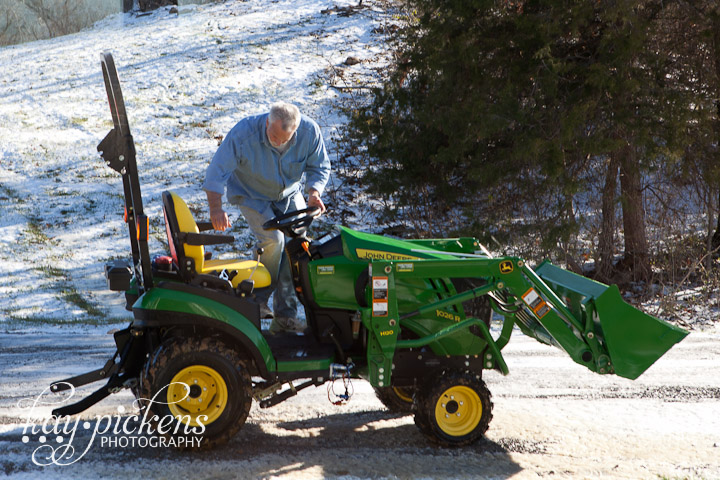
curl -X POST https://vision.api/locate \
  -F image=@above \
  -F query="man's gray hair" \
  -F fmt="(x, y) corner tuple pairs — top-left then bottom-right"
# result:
(269, 102), (301, 132)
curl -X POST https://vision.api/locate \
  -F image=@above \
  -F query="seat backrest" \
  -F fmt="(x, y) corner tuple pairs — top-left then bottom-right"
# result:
(162, 191), (205, 272)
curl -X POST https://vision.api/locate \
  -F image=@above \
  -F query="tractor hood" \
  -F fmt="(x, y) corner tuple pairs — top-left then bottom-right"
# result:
(339, 226), (455, 262)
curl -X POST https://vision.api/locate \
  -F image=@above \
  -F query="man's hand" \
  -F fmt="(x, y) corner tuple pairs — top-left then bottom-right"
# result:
(206, 190), (232, 231)
(210, 209), (231, 231)
(308, 189), (326, 214)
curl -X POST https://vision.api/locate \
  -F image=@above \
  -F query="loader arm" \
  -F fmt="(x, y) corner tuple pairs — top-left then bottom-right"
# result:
(360, 257), (687, 387)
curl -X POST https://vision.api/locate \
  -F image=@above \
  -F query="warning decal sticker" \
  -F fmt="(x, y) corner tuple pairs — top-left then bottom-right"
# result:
(317, 265), (335, 275)
(372, 276), (389, 317)
(522, 288), (551, 319)
(396, 263), (415, 273)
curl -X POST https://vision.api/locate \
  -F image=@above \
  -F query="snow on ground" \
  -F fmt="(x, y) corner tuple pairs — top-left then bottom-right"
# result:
(0, 0), (394, 324)
(1, 1), (719, 479)
(0, 326), (718, 479)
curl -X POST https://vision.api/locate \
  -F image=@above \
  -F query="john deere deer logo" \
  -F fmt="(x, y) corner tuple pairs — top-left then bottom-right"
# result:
(499, 261), (514, 274)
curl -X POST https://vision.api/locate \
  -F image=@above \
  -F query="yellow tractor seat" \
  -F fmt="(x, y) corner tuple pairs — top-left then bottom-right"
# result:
(162, 191), (271, 289)
(202, 259), (270, 284)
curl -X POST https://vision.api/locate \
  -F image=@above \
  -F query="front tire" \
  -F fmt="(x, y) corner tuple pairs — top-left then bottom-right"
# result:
(139, 337), (252, 450)
(414, 371), (493, 447)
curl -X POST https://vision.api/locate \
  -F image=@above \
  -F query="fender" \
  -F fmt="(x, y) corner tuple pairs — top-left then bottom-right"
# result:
(131, 284), (275, 377)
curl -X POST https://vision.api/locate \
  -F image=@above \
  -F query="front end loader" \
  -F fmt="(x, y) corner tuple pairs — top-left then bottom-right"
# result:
(49, 53), (687, 449)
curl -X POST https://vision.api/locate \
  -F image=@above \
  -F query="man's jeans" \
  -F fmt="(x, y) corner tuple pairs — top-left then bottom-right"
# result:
(237, 192), (305, 320)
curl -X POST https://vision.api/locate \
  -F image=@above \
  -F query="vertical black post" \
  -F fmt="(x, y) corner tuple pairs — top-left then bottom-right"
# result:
(98, 53), (153, 292)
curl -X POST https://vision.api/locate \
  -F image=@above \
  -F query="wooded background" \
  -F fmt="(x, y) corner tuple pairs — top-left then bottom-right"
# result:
(342, 0), (720, 295)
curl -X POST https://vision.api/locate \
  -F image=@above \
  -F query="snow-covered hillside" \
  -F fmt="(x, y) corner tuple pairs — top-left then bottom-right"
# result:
(0, 0), (393, 324)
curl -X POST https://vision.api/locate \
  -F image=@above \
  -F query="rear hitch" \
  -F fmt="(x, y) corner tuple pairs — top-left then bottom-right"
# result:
(257, 378), (325, 409)
(49, 326), (146, 417)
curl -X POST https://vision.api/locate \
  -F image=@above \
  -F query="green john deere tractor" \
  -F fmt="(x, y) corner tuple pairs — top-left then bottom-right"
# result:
(50, 53), (688, 449)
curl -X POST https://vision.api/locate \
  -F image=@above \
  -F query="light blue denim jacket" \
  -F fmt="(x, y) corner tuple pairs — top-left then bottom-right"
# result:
(203, 113), (331, 212)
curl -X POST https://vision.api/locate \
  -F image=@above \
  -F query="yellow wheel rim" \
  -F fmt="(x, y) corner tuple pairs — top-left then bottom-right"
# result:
(434, 385), (482, 436)
(167, 365), (228, 427)
(393, 387), (413, 403)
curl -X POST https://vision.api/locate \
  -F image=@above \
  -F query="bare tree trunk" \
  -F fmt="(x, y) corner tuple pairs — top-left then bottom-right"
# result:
(712, 161), (720, 255)
(596, 156), (619, 283)
(0, 3), (33, 46)
(619, 145), (650, 281)
(710, 11), (720, 255)
(21, 0), (87, 39)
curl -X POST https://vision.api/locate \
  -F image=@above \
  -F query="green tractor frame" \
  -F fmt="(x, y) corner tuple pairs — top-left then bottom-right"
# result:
(50, 53), (688, 449)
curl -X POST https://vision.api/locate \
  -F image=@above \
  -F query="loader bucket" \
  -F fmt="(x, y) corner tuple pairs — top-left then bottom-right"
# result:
(535, 261), (688, 380)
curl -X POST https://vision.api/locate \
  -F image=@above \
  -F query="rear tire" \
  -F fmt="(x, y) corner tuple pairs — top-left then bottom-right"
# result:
(414, 370), (492, 447)
(373, 386), (415, 414)
(138, 337), (252, 450)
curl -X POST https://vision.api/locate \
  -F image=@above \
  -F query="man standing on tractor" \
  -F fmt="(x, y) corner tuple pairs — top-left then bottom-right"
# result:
(202, 102), (330, 334)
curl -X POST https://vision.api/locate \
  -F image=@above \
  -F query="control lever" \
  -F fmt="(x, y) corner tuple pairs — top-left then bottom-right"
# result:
(238, 248), (265, 296)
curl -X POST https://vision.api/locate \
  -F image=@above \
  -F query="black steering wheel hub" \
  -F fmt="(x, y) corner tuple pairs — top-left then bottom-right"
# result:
(262, 206), (321, 237)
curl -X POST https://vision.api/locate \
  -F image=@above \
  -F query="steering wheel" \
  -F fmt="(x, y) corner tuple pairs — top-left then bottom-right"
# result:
(262, 207), (322, 237)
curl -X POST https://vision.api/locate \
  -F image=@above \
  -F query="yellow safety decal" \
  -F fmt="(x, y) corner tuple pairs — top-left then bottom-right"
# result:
(396, 263), (415, 273)
(356, 249), (420, 261)
(499, 260), (514, 274)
